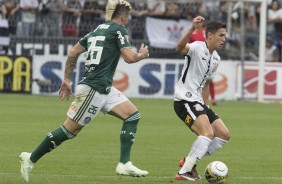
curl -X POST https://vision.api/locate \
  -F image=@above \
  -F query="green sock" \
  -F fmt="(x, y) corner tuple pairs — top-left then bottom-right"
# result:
(119, 111), (140, 164)
(30, 125), (76, 163)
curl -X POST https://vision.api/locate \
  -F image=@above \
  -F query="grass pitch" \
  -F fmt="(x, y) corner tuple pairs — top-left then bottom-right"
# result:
(0, 94), (281, 184)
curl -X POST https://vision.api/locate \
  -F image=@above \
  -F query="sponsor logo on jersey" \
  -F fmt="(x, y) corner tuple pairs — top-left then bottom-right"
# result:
(99, 24), (110, 29)
(124, 35), (130, 43)
(117, 31), (125, 44)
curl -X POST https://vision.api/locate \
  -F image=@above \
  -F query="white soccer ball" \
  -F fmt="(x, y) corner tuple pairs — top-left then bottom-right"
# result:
(205, 161), (228, 184)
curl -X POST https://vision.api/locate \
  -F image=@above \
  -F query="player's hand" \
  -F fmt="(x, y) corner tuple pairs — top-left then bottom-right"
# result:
(59, 80), (72, 101)
(139, 43), (149, 58)
(192, 16), (205, 30)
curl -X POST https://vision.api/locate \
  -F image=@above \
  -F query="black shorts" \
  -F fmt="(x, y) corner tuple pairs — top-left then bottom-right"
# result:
(174, 100), (219, 128)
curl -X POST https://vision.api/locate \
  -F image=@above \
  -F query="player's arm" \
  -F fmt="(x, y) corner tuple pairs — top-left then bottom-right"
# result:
(175, 28), (193, 55)
(202, 79), (211, 106)
(121, 43), (149, 64)
(176, 16), (205, 55)
(59, 43), (85, 101)
(64, 43), (85, 81)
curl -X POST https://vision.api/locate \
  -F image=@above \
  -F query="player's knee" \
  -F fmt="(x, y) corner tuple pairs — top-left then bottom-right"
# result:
(206, 132), (215, 139)
(126, 111), (141, 121)
(224, 130), (231, 141)
(200, 129), (214, 139)
(218, 129), (231, 141)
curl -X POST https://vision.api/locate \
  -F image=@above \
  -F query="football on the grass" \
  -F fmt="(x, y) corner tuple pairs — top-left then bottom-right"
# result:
(205, 161), (228, 184)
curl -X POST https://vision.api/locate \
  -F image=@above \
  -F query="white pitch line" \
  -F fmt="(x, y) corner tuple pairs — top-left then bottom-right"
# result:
(1, 173), (282, 180)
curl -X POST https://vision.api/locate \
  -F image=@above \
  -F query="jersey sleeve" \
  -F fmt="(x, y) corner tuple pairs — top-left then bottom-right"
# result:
(187, 42), (198, 56)
(116, 25), (131, 50)
(78, 34), (88, 51)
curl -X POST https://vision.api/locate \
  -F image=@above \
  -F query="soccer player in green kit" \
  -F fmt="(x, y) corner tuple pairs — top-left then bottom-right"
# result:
(19, 0), (149, 182)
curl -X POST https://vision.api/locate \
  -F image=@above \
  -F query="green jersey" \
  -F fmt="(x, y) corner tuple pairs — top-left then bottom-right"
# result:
(78, 22), (131, 94)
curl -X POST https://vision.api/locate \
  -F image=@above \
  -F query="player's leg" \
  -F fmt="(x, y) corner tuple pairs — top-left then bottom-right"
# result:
(206, 118), (231, 155)
(179, 111), (231, 163)
(174, 101), (213, 181)
(20, 84), (105, 182)
(102, 87), (148, 177)
(178, 115), (213, 179)
(209, 80), (218, 106)
(109, 100), (138, 164)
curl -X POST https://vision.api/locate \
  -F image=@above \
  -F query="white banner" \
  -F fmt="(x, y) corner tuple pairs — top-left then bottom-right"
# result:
(31, 54), (282, 102)
(145, 17), (192, 49)
(115, 59), (238, 100)
(236, 62), (282, 101)
(32, 53), (87, 95)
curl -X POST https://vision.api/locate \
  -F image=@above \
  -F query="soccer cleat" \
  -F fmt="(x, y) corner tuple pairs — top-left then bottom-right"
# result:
(191, 165), (201, 180)
(178, 157), (201, 180)
(116, 161), (148, 177)
(179, 157), (185, 167)
(19, 152), (34, 182)
(175, 171), (199, 181)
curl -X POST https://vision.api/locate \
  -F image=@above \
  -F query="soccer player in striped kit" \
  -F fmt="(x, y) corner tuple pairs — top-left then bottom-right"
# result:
(174, 16), (231, 181)
(20, 0), (149, 182)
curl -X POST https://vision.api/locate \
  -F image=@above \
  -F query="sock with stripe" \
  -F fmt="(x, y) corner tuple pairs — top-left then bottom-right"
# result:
(119, 111), (140, 164)
(30, 125), (76, 163)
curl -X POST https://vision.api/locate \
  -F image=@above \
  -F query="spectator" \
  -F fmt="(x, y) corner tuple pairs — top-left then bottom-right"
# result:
(0, 15), (9, 54)
(37, 0), (64, 37)
(18, 0), (39, 37)
(129, 0), (149, 39)
(219, 1), (230, 22)
(147, 0), (165, 17)
(244, 3), (259, 51)
(164, 2), (181, 19)
(131, 0), (149, 18)
(179, 1), (202, 20)
(267, 0), (282, 35)
(61, 0), (81, 37)
(265, 37), (279, 62)
(78, 0), (104, 37)
(0, 0), (20, 35)
(204, 0), (221, 21)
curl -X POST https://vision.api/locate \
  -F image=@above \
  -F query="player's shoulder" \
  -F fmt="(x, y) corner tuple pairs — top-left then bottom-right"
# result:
(188, 41), (206, 54)
(190, 41), (206, 49)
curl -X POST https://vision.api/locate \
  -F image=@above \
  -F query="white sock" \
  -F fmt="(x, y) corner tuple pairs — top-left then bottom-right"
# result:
(179, 157), (197, 174)
(179, 136), (211, 174)
(206, 137), (228, 155)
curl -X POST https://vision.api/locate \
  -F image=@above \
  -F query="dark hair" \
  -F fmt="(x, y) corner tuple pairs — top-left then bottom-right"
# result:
(205, 21), (227, 38)
(111, 3), (131, 19)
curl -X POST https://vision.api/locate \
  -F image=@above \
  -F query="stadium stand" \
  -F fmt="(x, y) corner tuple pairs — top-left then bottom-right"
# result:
(0, 0), (281, 62)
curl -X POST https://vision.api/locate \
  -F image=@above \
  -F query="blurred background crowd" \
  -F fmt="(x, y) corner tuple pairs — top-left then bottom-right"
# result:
(0, 0), (281, 62)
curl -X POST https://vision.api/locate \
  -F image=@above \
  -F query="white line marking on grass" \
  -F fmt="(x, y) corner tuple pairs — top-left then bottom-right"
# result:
(1, 172), (282, 180)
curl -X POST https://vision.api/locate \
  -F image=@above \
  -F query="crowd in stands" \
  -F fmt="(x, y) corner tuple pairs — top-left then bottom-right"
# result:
(0, 0), (281, 62)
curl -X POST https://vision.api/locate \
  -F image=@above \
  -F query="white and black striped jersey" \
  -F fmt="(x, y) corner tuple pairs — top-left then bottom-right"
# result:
(174, 41), (220, 104)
